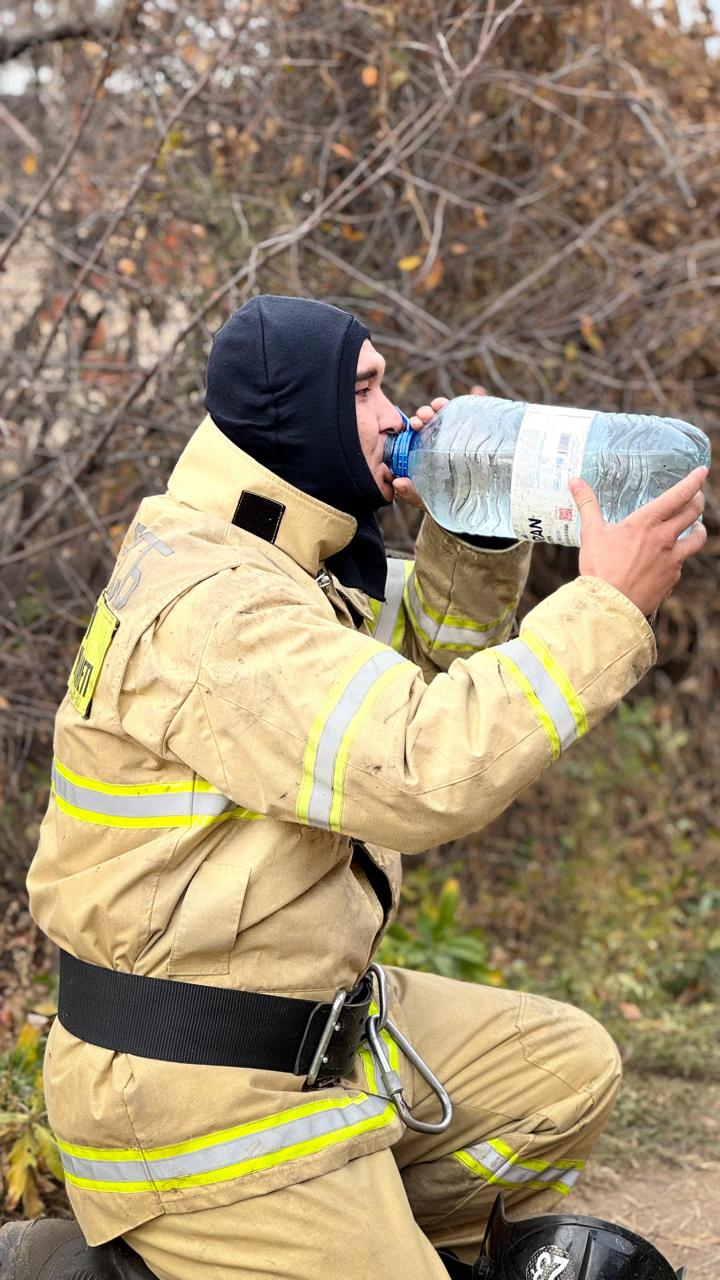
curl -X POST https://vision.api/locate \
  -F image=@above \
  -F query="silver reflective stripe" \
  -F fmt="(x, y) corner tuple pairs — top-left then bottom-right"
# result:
(306, 649), (405, 829)
(406, 572), (511, 650)
(373, 558), (408, 646)
(462, 1141), (582, 1191)
(59, 1094), (390, 1187)
(52, 764), (236, 820)
(493, 638), (578, 750)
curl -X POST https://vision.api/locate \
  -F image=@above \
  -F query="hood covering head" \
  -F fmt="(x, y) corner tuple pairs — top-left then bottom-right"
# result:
(204, 294), (388, 599)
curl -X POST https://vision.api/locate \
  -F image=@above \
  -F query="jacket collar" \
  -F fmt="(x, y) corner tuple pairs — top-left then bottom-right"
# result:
(167, 415), (358, 580)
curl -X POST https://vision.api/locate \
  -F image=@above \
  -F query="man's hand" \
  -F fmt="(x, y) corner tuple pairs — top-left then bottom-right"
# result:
(569, 466), (708, 617)
(393, 386), (487, 510)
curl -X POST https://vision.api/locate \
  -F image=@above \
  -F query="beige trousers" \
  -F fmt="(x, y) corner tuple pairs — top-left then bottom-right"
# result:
(125, 968), (621, 1279)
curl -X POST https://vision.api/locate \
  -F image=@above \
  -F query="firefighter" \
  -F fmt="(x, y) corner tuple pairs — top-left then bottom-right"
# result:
(9, 297), (706, 1279)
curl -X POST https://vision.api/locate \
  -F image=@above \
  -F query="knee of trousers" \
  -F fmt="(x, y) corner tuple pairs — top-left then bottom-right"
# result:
(512, 991), (623, 1136)
(553, 1001), (622, 1123)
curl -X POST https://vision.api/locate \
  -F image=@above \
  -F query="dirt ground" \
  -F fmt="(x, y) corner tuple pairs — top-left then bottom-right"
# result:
(574, 1160), (720, 1277)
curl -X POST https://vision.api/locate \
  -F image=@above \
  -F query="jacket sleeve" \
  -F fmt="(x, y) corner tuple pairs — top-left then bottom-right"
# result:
(367, 517), (533, 681)
(121, 564), (656, 855)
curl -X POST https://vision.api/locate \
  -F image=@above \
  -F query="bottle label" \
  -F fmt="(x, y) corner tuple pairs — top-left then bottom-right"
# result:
(510, 404), (594, 546)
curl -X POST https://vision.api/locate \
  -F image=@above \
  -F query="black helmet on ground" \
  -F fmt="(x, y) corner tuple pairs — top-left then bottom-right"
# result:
(451, 1193), (686, 1280)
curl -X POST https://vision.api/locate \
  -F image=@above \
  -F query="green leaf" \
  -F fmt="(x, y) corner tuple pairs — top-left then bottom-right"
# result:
(436, 879), (461, 931)
(433, 953), (460, 979)
(443, 936), (489, 962)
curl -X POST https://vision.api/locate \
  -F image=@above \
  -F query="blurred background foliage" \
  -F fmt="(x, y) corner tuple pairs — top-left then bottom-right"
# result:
(0, 0), (718, 1217)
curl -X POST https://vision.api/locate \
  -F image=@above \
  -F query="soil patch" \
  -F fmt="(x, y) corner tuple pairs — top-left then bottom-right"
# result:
(574, 1160), (720, 1278)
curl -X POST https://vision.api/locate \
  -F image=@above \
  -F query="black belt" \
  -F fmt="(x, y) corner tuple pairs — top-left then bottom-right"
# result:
(57, 949), (373, 1086)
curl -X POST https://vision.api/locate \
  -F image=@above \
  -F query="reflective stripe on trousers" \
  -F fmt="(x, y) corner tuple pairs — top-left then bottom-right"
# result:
(296, 646), (407, 832)
(57, 1089), (397, 1194)
(494, 631), (588, 760)
(51, 758), (263, 828)
(454, 1137), (585, 1196)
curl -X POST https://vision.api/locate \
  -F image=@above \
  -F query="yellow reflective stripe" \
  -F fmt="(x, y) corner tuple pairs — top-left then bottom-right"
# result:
(454, 1139), (584, 1195)
(520, 630), (588, 738)
(52, 757), (225, 798)
(367, 999), (400, 1073)
(389, 563), (412, 651)
(454, 1147), (522, 1189)
(370, 560), (411, 651)
(52, 787), (260, 829)
(390, 611), (407, 652)
(51, 758), (264, 828)
(368, 597), (382, 634)
(412, 573), (516, 633)
(327, 661), (405, 832)
(298, 647), (406, 830)
(297, 647), (372, 825)
(404, 572), (516, 653)
(495, 652), (561, 757)
(58, 1091), (397, 1195)
(359, 1005), (401, 1099)
(488, 1136), (585, 1174)
(359, 1044), (378, 1093)
(55, 1094), (361, 1164)
(63, 1109), (396, 1194)
(453, 1150), (576, 1195)
(495, 652), (561, 761)
(494, 638), (582, 752)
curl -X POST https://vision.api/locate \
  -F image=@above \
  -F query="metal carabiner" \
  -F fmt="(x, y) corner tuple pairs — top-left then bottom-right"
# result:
(365, 965), (453, 1135)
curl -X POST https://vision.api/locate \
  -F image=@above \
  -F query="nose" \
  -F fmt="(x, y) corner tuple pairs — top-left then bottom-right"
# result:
(380, 396), (408, 434)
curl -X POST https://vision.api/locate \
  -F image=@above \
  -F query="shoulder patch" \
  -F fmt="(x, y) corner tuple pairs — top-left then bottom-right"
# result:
(232, 491), (285, 544)
(68, 591), (119, 719)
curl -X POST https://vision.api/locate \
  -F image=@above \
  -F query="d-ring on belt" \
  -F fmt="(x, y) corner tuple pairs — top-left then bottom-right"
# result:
(57, 950), (452, 1130)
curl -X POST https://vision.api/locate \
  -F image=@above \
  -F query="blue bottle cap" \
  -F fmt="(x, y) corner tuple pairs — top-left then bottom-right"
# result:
(384, 408), (416, 478)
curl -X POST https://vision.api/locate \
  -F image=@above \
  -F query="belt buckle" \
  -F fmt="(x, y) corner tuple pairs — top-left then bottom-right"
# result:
(305, 988), (348, 1087)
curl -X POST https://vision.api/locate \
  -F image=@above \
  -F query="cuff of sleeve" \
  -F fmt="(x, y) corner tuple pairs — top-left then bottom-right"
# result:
(578, 575), (657, 652)
(522, 575), (657, 685)
(420, 515), (532, 568)
(457, 533), (521, 551)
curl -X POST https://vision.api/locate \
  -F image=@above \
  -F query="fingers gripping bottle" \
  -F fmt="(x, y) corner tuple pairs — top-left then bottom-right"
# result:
(384, 396), (711, 547)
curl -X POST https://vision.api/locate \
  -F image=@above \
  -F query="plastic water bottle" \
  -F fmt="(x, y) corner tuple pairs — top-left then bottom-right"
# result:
(385, 396), (711, 546)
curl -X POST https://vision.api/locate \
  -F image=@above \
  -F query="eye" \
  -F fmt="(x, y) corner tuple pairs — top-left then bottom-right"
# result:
(356, 385), (371, 398)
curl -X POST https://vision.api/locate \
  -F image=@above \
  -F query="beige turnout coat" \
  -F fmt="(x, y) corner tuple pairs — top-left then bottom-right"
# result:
(28, 416), (656, 1245)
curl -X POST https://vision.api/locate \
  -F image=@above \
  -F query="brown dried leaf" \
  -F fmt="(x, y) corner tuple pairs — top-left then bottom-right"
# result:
(33, 1124), (65, 1184)
(5, 1130), (36, 1211)
(416, 255), (444, 293)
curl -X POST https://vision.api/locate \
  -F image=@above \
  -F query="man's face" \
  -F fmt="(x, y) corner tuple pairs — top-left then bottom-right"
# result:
(355, 338), (404, 502)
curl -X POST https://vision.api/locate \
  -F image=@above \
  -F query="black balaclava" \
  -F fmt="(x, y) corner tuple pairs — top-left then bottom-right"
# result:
(205, 295), (389, 600)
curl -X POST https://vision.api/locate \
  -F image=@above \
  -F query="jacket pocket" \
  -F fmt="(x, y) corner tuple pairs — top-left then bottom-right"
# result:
(168, 861), (250, 976)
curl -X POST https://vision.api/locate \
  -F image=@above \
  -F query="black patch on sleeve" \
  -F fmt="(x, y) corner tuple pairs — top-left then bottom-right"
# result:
(232, 491), (285, 543)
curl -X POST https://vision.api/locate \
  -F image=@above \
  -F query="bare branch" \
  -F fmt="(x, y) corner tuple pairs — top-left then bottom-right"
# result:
(0, 15), (116, 65)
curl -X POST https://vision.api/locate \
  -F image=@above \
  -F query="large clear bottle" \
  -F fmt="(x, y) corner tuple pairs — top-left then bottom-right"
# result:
(384, 396), (711, 547)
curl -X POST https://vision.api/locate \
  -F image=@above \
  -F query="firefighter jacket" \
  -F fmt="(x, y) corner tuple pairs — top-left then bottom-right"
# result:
(27, 415), (656, 1245)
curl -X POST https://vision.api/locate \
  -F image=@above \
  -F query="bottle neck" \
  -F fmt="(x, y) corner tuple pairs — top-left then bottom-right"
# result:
(384, 428), (416, 478)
